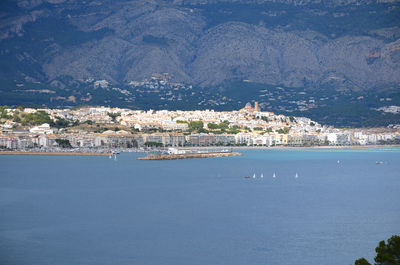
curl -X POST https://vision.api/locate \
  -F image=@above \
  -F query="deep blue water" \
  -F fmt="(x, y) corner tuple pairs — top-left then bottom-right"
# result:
(0, 148), (399, 265)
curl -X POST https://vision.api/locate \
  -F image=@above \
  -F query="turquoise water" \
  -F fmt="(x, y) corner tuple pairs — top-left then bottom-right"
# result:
(0, 149), (399, 265)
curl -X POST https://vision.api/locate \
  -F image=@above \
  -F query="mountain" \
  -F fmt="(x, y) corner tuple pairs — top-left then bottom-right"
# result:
(0, 0), (400, 127)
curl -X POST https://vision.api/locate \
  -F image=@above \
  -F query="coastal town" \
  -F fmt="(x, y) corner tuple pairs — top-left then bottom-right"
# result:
(0, 103), (399, 152)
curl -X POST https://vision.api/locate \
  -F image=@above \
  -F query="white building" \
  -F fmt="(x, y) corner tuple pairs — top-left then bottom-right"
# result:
(327, 133), (338, 145)
(29, 124), (54, 134)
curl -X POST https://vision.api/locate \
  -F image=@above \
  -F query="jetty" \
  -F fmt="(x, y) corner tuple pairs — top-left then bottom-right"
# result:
(138, 151), (242, 160)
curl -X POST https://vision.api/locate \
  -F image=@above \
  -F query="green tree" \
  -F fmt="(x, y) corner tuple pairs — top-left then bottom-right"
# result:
(227, 129), (240, 134)
(0, 105), (11, 119)
(207, 123), (219, 129)
(13, 112), (21, 123)
(128, 139), (138, 148)
(375, 235), (400, 265)
(198, 128), (209, 133)
(144, 141), (163, 147)
(52, 117), (70, 128)
(355, 235), (400, 265)
(55, 139), (72, 148)
(107, 112), (121, 122)
(355, 258), (371, 265)
(220, 121), (229, 130)
(21, 111), (52, 125)
(276, 127), (290, 134)
(188, 121), (204, 131)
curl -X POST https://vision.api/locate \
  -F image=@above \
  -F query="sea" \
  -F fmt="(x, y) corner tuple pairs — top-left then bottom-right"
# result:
(0, 148), (399, 265)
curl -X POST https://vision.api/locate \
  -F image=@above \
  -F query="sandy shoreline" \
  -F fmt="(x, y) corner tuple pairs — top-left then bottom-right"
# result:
(0, 151), (110, 156)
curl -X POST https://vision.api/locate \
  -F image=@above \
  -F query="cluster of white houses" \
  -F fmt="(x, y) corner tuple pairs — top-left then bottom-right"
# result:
(2, 105), (324, 133)
(1, 105), (400, 150)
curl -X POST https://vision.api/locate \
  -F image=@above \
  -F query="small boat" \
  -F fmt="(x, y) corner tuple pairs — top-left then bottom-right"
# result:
(272, 172), (276, 178)
(114, 155), (117, 161)
(295, 172), (299, 178)
(253, 174), (256, 179)
(376, 161), (383, 164)
(244, 175), (250, 179)
(260, 173), (264, 178)
(337, 160), (340, 163)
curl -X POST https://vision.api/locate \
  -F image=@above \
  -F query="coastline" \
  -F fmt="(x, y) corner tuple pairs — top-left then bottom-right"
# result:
(180, 145), (400, 151)
(1, 145), (399, 156)
(0, 151), (110, 156)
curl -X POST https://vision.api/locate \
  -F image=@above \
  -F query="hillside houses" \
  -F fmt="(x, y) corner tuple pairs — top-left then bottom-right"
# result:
(1, 104), (400, 150)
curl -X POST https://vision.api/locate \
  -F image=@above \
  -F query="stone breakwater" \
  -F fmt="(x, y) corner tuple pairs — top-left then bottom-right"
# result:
(138, 152), (243, 160)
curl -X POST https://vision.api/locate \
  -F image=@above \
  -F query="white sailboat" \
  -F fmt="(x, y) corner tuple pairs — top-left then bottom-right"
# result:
(253, 173), (256, 179)
(272, 172), (276, 178)
(295, 172), (299, 178)
(260, 173), (264, 178)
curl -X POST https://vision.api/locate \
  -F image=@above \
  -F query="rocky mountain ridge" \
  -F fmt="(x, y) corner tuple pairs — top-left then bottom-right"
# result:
(0, 0), (400, 126)
(1, 0), (399, 89)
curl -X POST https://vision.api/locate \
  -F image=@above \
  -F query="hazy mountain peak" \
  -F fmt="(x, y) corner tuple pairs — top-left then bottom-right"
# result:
(0, 0), (400, 126)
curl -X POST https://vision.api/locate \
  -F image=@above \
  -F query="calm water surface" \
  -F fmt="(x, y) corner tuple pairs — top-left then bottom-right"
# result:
(0, 149), (399, 265)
